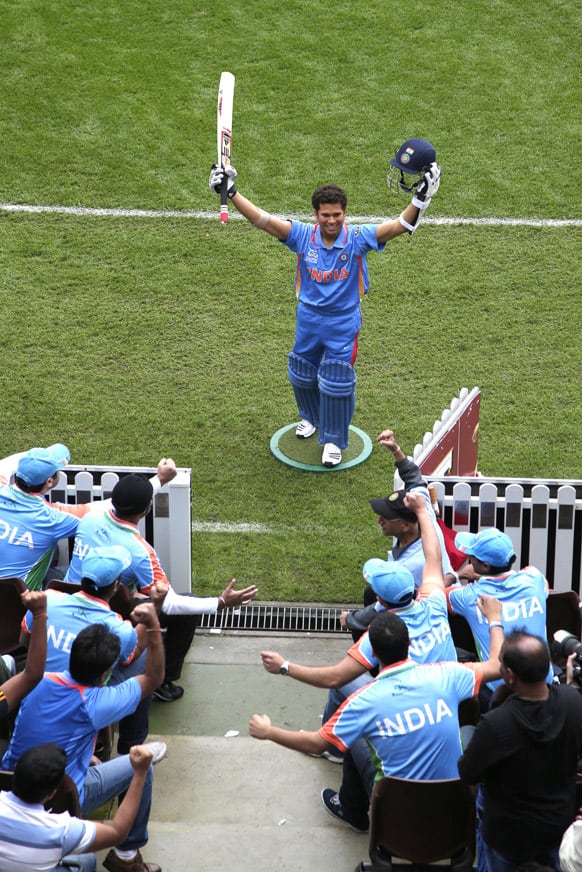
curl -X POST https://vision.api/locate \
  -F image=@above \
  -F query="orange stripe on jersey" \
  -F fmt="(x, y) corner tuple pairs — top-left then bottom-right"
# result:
(347, 633), (374, 670)
(295, 254), (302, 298)
(47, 672), (90, 694)
(357, 254), (365, 299)
(319, 677), (372, 750)
(49, 502), (94, 518)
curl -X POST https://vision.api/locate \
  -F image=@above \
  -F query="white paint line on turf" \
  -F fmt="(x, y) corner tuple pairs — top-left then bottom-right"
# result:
(0, 202), (580, 227)
(192, 521), (326, 534)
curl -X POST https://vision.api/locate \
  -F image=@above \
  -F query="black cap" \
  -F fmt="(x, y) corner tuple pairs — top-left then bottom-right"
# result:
(112, 474), (153, 515)
(369, 490), (418, 524)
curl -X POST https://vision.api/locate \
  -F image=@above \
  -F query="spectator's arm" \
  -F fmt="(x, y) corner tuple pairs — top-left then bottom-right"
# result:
(130, 604), (165, 696)
(2, 591), (47, 711)
(404, 492), (444, 594)
(464, 595), (504, 684)
(249, 714), (328, 754)
(260, 651), (365, 689)
(376, 429), (424, 489)
(87, 745), (153, 851)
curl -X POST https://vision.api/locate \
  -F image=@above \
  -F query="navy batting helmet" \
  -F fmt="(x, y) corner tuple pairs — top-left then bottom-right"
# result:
(388, 138), (436, 193)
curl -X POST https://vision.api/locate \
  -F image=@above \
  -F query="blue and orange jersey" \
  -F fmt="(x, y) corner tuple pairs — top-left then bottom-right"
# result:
(320, 659), (480, 782)
(65, 509), (168, 595)
(1, 671), (141, 801)
(348, 588), (457, 672)
(22, 588), (138, 669)
(0, 484), (80, 589)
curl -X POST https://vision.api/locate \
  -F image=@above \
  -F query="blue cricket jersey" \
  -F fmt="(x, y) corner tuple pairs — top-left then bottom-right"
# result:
(22, 589), (138, 670)
(283, 221), (385, 314)
(447, 566), (549, 689)
(349, 589), (457, 671)
(321, 659), (480, 781)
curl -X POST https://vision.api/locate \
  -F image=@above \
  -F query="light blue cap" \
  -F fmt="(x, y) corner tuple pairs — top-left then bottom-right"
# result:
(455, 529), (516, 567)
(362, 558), (415, 607)
(82, 546), (132, 588)
(17, 443), (70, 486)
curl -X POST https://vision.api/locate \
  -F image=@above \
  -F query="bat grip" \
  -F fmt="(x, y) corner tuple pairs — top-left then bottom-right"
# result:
(220, 175), (229, 223)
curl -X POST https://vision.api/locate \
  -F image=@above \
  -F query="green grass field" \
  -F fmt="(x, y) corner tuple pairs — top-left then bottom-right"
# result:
(0, 1), (580, 602)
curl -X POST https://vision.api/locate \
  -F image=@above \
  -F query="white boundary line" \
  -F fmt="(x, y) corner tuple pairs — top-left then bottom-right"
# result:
(192, 521), (327, 534)
(0, 202), (580, 227)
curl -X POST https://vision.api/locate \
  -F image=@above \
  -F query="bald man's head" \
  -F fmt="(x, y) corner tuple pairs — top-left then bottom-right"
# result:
(500, 631), (550, 684)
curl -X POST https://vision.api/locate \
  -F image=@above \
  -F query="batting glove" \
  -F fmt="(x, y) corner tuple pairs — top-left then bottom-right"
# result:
(208, 163), (238, 198)
(412, 161), (441, 208)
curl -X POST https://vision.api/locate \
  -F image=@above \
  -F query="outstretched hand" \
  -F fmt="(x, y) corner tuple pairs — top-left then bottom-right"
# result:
(219, 578), (258, 608)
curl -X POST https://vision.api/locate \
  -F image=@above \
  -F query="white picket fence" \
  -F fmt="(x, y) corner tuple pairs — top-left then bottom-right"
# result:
(429, 477), (582, 594)
(50, 465), (192, 593)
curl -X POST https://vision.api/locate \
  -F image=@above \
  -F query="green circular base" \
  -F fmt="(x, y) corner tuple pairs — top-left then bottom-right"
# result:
(270, 423), (373, 472)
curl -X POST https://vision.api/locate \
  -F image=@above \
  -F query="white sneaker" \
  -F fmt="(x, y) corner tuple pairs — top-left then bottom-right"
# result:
(322, 443), (342, 467)
(1, 655), (16, 677)
(143, 741), (168, 765)
(296, 419), (316, 439)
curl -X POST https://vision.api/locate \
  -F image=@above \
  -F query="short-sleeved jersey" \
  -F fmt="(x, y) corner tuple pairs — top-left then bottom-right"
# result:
(447, 566), (549, 689)
(0, 791), (95, 872)
(282, 222), (385, 314)
(22, 589), (138, 670)
(349, 589), (457, 671)
(0, 485), (79, 589)
(1, 671), (142, 802)
(320, 659), (480, 781)
(65, 509), (168, 594)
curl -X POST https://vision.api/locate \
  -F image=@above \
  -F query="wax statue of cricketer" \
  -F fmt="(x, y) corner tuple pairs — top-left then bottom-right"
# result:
(209, 138), (441, 467)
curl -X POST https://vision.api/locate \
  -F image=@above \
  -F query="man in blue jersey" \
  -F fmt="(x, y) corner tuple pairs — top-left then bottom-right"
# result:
(0, 443), (178, 590)
(259, 492), (466, 764)
(20, 545), (156, 755)
(0, 742), (154, 872)
(2, 607), (165, 872)
(66, 474), (258, 702)
(250, 597), (504, 833)
(0, 444), (77, 589)
(446, 527), (550, 707)
(209, 140), (441, 466)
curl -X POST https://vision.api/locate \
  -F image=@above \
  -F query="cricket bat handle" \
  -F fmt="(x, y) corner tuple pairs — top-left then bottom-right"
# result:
(220, 173), (229, 223)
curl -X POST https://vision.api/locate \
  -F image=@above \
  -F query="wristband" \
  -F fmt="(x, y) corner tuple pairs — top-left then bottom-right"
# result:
(489, 621), (503, 629)
(218, 596), (226, 609)
(398, 212), (416, 233)
(227, 184), (237, 199)
(146, 627), (163, 633)
(33, 612), (48, 619)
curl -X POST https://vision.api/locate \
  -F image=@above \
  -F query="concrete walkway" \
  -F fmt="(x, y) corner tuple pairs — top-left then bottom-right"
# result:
(99, 630), (369, 872)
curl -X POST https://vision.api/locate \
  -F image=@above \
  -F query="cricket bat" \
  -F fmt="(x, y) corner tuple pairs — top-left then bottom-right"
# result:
(217, 71), (235, 223)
